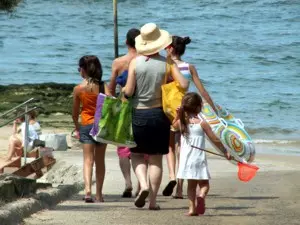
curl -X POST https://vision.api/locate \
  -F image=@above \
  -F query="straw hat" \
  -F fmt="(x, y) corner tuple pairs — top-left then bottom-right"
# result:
(135, 23), (172, 55)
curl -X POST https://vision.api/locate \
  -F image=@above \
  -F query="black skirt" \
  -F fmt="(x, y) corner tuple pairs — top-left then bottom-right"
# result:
(131, 107), (170, 155)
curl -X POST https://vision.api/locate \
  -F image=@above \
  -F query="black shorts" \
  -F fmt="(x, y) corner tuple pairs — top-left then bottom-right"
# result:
(131, 107), (170, 155)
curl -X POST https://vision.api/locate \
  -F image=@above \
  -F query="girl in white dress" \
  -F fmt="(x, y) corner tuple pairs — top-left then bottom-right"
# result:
(172, 93), (231, 216)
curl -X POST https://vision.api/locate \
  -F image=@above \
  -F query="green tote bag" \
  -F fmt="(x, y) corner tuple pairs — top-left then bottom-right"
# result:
(95, 95), (136, 148)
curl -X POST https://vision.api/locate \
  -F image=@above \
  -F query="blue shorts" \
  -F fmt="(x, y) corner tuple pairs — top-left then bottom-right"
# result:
(79, 124), (103, 145)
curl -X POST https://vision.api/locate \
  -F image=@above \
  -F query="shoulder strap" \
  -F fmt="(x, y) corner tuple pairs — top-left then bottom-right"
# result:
(197, 114), (204, 124)
(164, 57), (172, 83)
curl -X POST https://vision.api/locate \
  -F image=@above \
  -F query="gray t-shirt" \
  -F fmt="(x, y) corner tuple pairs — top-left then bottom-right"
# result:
(132, 55), (166, 108)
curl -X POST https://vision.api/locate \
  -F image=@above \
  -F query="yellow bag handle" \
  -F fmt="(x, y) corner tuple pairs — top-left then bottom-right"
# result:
(164, 57), (173, 84)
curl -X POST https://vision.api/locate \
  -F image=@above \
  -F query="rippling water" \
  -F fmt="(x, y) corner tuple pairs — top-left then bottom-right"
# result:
(0, 0), (299, 142)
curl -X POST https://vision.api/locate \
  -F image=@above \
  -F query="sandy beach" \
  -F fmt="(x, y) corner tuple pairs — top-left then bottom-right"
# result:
(0, 118), (299, 225)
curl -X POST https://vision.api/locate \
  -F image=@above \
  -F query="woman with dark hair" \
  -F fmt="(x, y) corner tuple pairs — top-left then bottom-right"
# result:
(164, 36), (218, 199)
(72, 55), (111, 203)
(123, 23), (188, 210)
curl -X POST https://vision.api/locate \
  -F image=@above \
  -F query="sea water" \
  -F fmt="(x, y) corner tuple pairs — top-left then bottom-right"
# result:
(0, 0), (299, 154)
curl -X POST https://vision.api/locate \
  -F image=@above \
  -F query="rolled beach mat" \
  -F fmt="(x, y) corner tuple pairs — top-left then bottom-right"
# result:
(202, 103), (221, 125)
(216, 103), (234, 121)
(201, 103), (255, 164)
(221, 122), (255, 163)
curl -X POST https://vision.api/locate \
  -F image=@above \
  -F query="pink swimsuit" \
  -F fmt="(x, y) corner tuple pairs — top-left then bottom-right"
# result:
(117, 147), (149, 160)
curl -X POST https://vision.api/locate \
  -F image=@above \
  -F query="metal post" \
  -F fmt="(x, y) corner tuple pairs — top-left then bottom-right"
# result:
(24, 105), (29, 165)
(113, 0), (119, 58)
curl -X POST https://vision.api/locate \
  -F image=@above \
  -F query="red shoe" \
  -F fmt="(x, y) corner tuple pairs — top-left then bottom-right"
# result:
(196, 197), (205, 215)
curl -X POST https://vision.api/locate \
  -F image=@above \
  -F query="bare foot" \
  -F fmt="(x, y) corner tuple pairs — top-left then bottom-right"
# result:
(95, 195), (104, 202)
(149, 204), (160, 210)
(173, 190), (183, 199)
(185, 211), (198, 216)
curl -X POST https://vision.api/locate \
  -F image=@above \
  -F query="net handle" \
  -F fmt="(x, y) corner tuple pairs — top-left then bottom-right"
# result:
(191, 145), (239, 163)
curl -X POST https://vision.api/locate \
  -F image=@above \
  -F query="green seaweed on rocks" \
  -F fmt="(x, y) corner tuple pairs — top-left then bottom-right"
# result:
(0, 83), (76, 115)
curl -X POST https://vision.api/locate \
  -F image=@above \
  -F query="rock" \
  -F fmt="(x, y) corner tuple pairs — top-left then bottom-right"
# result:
(0, 174), (37, 202)
(0, 83), (75, 115)
(37, 161), (82, 185)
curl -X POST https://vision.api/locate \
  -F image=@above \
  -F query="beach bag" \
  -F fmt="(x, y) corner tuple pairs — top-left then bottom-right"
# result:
(89, 82), (106, 140)
(94, 94), (136, 148)
(161, 58), (186, 122)
(39, 133), (68, 151)
(90, 93), (106, 138)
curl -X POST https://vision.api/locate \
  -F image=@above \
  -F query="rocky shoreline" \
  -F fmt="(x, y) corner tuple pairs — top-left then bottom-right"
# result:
(0, 83), (76, 129)
(0, 83), (76, 115)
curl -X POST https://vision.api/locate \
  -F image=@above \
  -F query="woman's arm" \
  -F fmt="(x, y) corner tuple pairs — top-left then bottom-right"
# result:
(72, 86), (81, 132)
(171, 107), (181, 130)
(123, 58), (136, 97)
(104, 83), (112, 96)
(170, 60), (189, 89)
(201, 119), (231, 160)
(190, 64), (217, 112)
(172, 119), (181, 131)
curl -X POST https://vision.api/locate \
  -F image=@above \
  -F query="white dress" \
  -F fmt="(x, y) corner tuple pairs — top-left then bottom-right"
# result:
(177, 119), (211, 180)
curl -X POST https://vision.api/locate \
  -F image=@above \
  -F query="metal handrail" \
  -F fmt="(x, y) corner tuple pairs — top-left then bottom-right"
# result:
(0, 98), (36, 118)
(0, 106), (43, 128)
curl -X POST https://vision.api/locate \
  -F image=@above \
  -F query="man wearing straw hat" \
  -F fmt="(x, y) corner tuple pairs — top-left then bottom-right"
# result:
(123, 23), (188, 210)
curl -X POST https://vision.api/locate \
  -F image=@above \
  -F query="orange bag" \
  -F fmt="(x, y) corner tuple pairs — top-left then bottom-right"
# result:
(161, 58), (186, 122)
